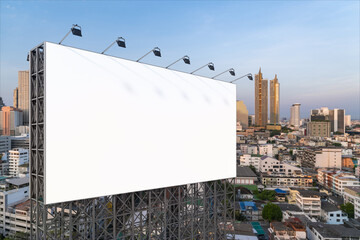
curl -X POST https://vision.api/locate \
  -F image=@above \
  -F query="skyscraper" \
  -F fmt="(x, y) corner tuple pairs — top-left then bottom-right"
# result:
(17, 71), (29, 125)
(0, 106), (23, 136)
(345, 115), (351, 126)
(269, 74), (280, 125)
(13, 87), (19, 108)
(236, 100), (249, 130)
(290, 103), (301, 129)
(254, 68), (268, 127)
(329, 109), (345, 134)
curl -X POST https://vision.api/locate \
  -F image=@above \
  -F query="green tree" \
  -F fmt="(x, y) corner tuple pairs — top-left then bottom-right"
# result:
(262, 203), (282, 222)
(255, 190), (276, 201)
(333, 143), (342, 147)
(341, 202), (354, 218)
(235, 210), (247, 221)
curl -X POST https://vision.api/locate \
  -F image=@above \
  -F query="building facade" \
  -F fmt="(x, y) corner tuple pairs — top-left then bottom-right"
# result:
(8, 148), (29, 177)
(296, 190), (321, 217)
(329, 109), (345, 134)
(290, 103), (301, 129)
(343, 186), (360, 219)
(254, 68), (268, 127)
(307, 121), (331, 137)
(16, 71), (30, 125)
(236, 100), (249, 130)
(269, 74), (280, 125)
(0, 106), (23, 136)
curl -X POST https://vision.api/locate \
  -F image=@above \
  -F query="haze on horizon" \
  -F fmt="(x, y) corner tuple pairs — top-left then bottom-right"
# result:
(0, 0), (359, 119)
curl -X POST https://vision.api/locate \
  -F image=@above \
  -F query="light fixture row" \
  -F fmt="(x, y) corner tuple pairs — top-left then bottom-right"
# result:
(32, 24), (253, 82)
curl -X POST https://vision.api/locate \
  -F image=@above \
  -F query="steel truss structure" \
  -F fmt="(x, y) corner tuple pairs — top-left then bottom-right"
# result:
(29, 43), (236, 240)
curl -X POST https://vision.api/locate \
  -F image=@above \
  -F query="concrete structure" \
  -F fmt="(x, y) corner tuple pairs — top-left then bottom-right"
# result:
(318, 169), (360, 195)
(260, 156), (302, 176)
(269, 74), (280, 125)
(290, 103), (301, 129)
(307, 121), (331, 137)
(8, 148), (29, 177)
(16, 71), (30, 125)
(321, 202), (348, 224)
(0, 136), (11, 154)
(236, 100), (249, 130)
(299, 148), (341, 169)
(239, 154), (261, 171)
(344, 186), (360, 219)
(296, 190), (321, 217)
(261, 174), (313, 187)
(254, 68), (268, 127)
(329, 109), (345, 134)
(258, 144), (273, 157)
(311, 107), (329, 116)
(235, 166), (257, 185)
(345, 115), (351, 127)
(306, 222), (360, 240)
(13, 87), (18, 108)
(10, 135), (29, 150)
(0, 106), (23, 136)
(0, 186), (30, 236)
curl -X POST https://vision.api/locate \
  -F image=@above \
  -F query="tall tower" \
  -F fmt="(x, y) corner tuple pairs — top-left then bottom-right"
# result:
(236, 100), (249, 130)
(329, 109), (345, 134)
(254, 68), (268, 127)
(17, 71), (29, 125)
(13, 87), (19, 108)
(270, 74), (280, 124)
(290, 103), (301, 129)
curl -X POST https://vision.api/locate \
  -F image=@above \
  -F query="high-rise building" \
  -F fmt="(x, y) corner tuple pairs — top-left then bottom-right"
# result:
(290, 103), (301, 129)
(13, 87), (19, 108)
(345, 115), (351, 127)
(17, 71), (29, 125)
(0, 106), (23, 136)
(329, 109), (345, 134)
(254, 68), (268, 127)
(269, 74), (280, 125)
(307, 121), (331, 137)
(236, 100), (249, 130)
(0, 97), (5, 109)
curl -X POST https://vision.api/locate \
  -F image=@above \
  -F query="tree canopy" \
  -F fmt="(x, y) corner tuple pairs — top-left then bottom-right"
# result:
(262, 203), (283, 222)
(341, 202), (354, 218)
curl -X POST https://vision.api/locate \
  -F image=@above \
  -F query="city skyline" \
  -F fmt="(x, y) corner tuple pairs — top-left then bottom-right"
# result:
(0, 1), (359, 119)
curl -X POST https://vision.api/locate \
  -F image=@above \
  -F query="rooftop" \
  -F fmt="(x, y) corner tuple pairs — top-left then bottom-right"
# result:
(308, 222), (360, 238)
(276, 203), (301, 212)
(6, 176), (29, 186)
(321, 201), (339, 212)
(237, 166), (257, 178)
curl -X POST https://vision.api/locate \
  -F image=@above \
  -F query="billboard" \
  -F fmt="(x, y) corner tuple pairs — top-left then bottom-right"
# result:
(44, 42), (236, 204)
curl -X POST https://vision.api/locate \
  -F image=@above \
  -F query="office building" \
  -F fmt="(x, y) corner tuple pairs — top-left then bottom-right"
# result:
(290, 103), (301, 129)
(8, 148), (29, 177)
(236, 100), (249, 130)
(345, 115), (351, 127)
(307, 121), (331, 137)
(329, 109), (345, 134)
(254, 68), (268, 127)
(0, 106), (23, 136)
(269, 74), (280, 125)
(16, 71), (30, 125)
(10, 135), (29, 149)
(0, 136), (11, 154)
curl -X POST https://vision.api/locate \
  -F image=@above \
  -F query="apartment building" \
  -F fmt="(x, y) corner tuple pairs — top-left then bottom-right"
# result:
(321, 202), (348, 224)
(296, 190), (321, 217)
(8, 148), (28, 177)
(318, 169), (360, 195)
(344, 186), (360, 219)
(261, 174), (313, 187)
(298, 148), (341, 169)
(0, 136), (11, 154)
(259, 144), (273, 157)
(239, 154), (261, 171)
(260, 156), (302, 176)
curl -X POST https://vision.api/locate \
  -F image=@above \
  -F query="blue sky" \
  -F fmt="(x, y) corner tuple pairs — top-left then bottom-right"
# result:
(1, 0), (359, 119)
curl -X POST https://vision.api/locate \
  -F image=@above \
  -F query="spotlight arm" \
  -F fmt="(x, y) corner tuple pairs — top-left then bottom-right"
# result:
(191, 63), (211, 74)
(59, 29), (72, 45)
(230, 73), (253, 83)
(137, 48), (157, 62)
(101, 41), (117, 54)
(166, 56), (187, 69)
(211, 68), (235, 79)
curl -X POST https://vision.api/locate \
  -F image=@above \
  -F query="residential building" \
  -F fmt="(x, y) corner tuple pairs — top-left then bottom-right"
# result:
(269, 74), (280, 125)
(16, 70), (30, 125)
(344, 186), (360, 219)
(295, 190), (321, 217)
(235, 166), (257, 185)
(258, 144), (273, 157)
(260, 156), (302, 176)
(330, 109), (345, 134)
(254, 68), (268, 127)
(307, 121), (331, 137)
(8, 148), (29, 177)
(0, 106), (23, 136)
(306, 222), (360, 240)
(290, 103), (301, 129)
(261, 174), (313, 187)
(317, 169), (360, 195)
(239, 154), (261, 171)
(321, 201), (348, 224)
(228, 222), (258, 240)
(236, 100), (249, 130)
(237, 201), (262, 221)
(10, 135), (29, 149)
(299, 148), (341, 169)
(0, 136), (11, 154)
(268, 222), (296, 240)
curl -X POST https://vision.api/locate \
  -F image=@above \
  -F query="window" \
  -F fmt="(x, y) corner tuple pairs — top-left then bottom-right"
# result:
(330, 214), (334, 217)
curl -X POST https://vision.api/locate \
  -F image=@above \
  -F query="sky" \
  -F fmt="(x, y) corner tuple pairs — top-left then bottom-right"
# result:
(0, 0), (359, 119)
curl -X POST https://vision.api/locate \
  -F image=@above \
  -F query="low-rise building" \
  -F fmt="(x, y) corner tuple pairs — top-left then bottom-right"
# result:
(344, 186), (360, 219)
(8, 148), (28, 177)
(261, 174), (313, 188)
(321, 201), (348, 224)
(260, 156), (302, 176)
(239, 154), (261, 171)
(235, 166), (257, 185)
(298, 148), (341, 169)
(296, 190), (321, 218)
(318, 169), (360, 195)
(306, 222), (360, 240)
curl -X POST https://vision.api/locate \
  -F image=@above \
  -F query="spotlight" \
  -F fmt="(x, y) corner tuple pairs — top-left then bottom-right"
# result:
(190, 62), (215, 74)
(102, 37), (126, 54)
(166, 55), (190, 69)
(211, 68), (236, 79)
(59, 24), (82, 45)
(230, 73), (253, 83)
(137, 47), (162, 62)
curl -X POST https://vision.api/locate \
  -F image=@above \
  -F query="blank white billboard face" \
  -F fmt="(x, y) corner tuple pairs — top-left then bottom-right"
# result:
(44, 42), (236, 204)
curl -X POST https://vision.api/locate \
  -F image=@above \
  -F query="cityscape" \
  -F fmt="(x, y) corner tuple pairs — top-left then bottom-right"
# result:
(0, 1), (359, 240)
